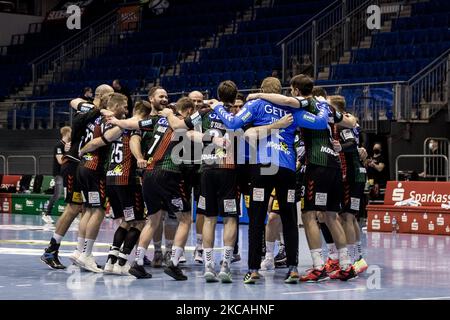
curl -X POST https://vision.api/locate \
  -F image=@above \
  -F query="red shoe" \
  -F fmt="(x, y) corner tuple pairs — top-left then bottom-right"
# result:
(300, 267), (329, 282)
(330, 265), (358, 281)
(324, 258), (340, 275)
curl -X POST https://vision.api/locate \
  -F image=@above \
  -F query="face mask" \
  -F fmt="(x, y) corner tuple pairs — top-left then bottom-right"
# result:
(373, 149), (381, 155)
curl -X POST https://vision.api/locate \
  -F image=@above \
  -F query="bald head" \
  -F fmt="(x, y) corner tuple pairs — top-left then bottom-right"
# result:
(188, 91), (204, 110)
(94, 84), (114, 107)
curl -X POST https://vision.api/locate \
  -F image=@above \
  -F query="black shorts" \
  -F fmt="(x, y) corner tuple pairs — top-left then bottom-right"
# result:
(106, 184), (145, 221)
(295, 167), (306, 207)
(61, 161), (83, 205)
(197, 168), (239, 218)
(303, 164), (342, 213)
(180, 164), (201, 202)
(340, 180), (365, 215)
(236, 164), (251, 197)
(142, 170), (190, 217)
(77, 165), (107, 209)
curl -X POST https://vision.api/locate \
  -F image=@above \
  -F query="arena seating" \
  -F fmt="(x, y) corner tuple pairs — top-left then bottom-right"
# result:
(330, 0), (450, 82)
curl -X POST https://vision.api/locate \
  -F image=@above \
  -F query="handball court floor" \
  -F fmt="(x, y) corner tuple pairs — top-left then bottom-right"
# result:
(1, 213), (450, 300)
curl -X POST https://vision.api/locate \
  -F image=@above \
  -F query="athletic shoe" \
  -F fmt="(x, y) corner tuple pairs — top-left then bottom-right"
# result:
(179, 253), (187, 264)
(77, 254), (103, 273)
(164, 261), (188, 281)
(163, 251), (171, 266)
(129, 262), (152, 279)
(41, 213), (54, 224)
(353, 257), (368, 274)
(260, 257), (275, 271)
(300, 267), (329, 282)
(204, 263), (219, 283)
(69, 249), (81, 266)
(274, 247), (287, 268)
(121, 261), (131, 276)
(143, 255), (152, 266)
(194, 248), (203, 264)
(284, 267), (300, 284)
(330, 265), (358, 281)
(104, 259), (115, 274)
(231, 253), (241, 263)
(112, 263), (123, 275)
(152, 251), (163, 268)
(218, 262), (233, 283)
(324, 258), (340, 275)
(243, 271), (260, 284)
(40, 250), (66, 269)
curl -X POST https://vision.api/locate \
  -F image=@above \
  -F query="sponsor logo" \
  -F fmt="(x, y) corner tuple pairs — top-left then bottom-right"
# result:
(58, 205), (65, 213)
(350, 197), (360, 211)
(287, 190), (295, 203)
(437, 214), (444, 226)
(253, 188), (265, 202)
(123, 207), (135, 222)
(401, 213), (407, 223)
(15, 204), (23, 211)
(72, 192), (83, 203)
(3, 200), (9, 212)
(302, 114), (316, 123)
(264, 105), (290, 118)
(383, 212), (390, 224)
(157, 118), (169, 126)
(428, 221), (435, 231)
(157, 126), (168, 133)
(423, 213), (428, 220)
(223, 199), (237, 213)
(411, 219), (419, 231)
(392, 182), (405, 202)
(372, 214), (380, 230)
(315, 192), (327, 206)
(88, 192), (100, 204)
(197, 196), (206, 210)
(267, 141), (291, 155)
(107, 165), (123, 177)
(140, 119), (154, 128)
(26, 200), (34, 207)
(171, 198), (184, 212)
(320, 146), (338, 157)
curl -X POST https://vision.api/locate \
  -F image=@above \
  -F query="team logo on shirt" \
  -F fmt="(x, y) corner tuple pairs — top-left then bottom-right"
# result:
(107, 165), (123, 177)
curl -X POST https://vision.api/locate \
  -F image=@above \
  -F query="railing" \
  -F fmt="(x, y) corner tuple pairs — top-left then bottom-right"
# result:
(0, 155), (5, 174)
(396, 49), (450, 121)
(30, 5), (142, 89)
(395, 154), (449, 181)
(6, 156), (37, 175)
(278, 0), (374, 82)
(423, 137), (450, 180)
(38, 155), (54, 175)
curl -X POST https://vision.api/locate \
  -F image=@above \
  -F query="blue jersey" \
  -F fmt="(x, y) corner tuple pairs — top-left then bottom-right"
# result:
(214, 98), (329, 171)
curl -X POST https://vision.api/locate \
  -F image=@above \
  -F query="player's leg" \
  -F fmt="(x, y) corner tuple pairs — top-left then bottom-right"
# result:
(163, 212), (178, 265)
(194, 213), (205, 263)
(218, 216), (237, 283)
(261, 211), (281, 271)
(42, 175), (63, 224)
(164, 210), (190, 281)
(150, 212), (164, 267)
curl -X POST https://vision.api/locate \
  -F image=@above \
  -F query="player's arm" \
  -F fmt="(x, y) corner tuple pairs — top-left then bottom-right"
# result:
(71, 98), (94, 112)
(55, 145), (65, 165)
(246, 93), (306, 108)
(130, 133), (147, 169)
(244, 114), (293, 140)
(79, 126), (122, 156)
(158, 108), (190, 130)
(107, 115), (146, 130)
(293, 104), (329, 130)
(339, 129), (357, 152)
(186, 130), (230, 148)
(209, 100), (255, 130)
(335, 111), (357, 128)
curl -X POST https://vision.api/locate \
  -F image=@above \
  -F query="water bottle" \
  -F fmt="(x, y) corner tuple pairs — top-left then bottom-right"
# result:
(392, 217), (397, 234)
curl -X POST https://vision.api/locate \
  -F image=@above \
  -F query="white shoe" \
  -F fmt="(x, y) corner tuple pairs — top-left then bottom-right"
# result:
(179, 253), (187, 264)
(69, 249), (81, 266)
(42, 214), (54, 224)
(112, 263), (123, 275)
(260, 257), (275, 271)
(78, 253), (103, 273)
(194, 248), (203, 264)
(121, 262), (131, 276)
(104, 260), (115, 274)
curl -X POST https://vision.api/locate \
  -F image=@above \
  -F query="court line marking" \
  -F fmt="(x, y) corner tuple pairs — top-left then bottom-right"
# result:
(16, 284), (32, 287)
(281, 288), (367, 295)
(409, 296), (450, 300)
(43, 283), (59, 286)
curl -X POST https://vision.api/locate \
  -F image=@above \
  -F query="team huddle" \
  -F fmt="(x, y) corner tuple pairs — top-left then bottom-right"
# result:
(41, 74), (369, 284)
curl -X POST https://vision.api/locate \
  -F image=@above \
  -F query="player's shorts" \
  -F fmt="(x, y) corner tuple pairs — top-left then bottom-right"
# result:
(303, 164), (343, 213)
(340, 180), (365, 216)
(61, 161), (83, 205)
(236, 164), (251, 196)
(76, 165), (107, 209)
(197, 168), (239, 218)
(142, 170), (190, 217)
(269, 189), (280, 214)
(106, 184), (145, 221)
(180, 164), (200, 203)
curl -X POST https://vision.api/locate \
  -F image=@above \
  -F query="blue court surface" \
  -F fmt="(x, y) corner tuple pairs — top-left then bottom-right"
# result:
(1, 213), (450, 300)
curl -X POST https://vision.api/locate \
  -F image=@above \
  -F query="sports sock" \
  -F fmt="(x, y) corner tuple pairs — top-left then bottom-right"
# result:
(136, 246), (146, 266)
(356, 241), (363, 259)
(338, 247), (352, 269)
(53, 233), (63, 244)
(118, 252), (128, 267)
(311, 248), (324, 269)
(204, 248), (214, 267)
(196, 234), (203, 250)
(123, 227), (141, 255)
(107, 246), (120, 264)
(112, 226), (128, 249)
(170, 246), (184, 267)
(77, 237), (85, 253)
(222, 246), (234, 266)
(265, 241), (275, 259)
(327, 243), (339, 260)
(347, 244), (356, 263)
(82, 239), (95, 256)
